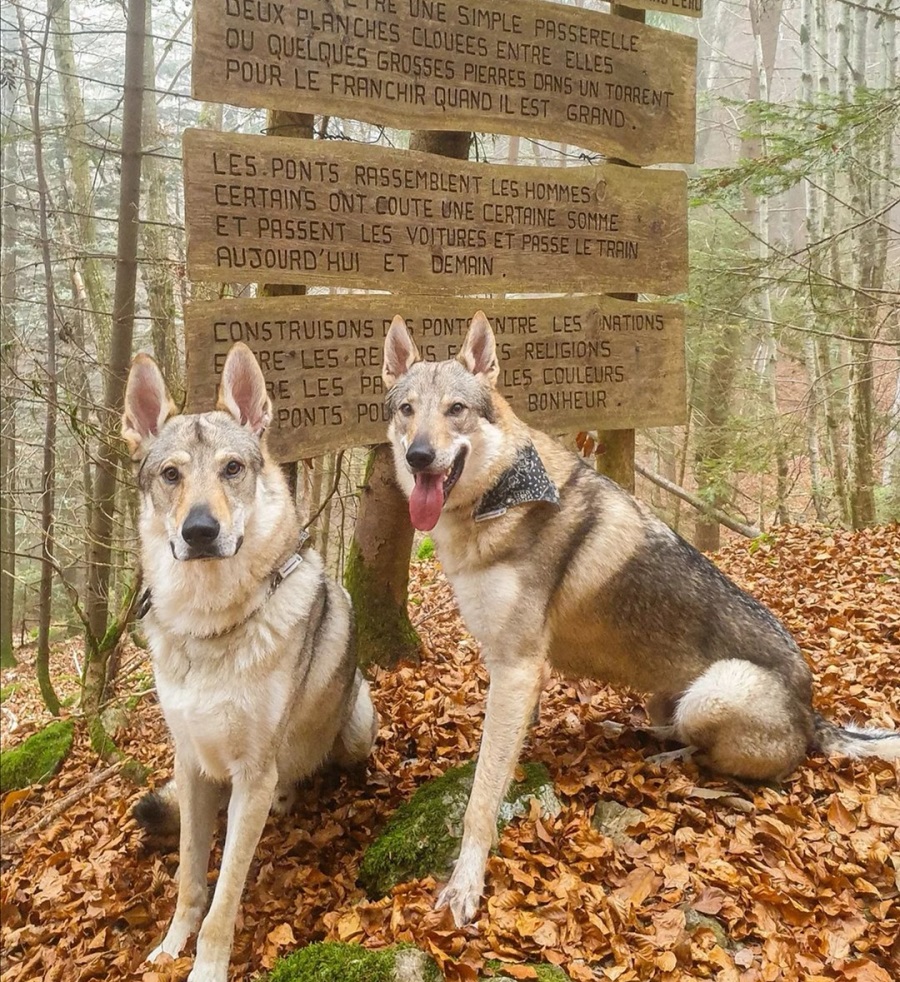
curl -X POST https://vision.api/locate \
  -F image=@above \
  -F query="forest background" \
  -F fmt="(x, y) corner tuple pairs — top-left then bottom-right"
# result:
(0, 0), (897, 709)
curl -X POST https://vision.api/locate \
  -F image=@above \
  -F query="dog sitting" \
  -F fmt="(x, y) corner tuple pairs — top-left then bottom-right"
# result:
(123, 342), (378, 982)
(382, 310), (900, 927)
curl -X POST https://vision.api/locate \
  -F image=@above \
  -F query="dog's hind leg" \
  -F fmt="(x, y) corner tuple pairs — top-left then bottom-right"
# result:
(437, 654), (546, 927)
(148, 758), (221, 964)
(673, 659), (809, 781)
(331, 673), (379, 767)
(190, 762), (279, 982)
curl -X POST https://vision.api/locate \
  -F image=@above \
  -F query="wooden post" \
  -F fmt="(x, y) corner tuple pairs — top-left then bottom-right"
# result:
(260, 110), (313, 499)
(595, 3), (646, 494)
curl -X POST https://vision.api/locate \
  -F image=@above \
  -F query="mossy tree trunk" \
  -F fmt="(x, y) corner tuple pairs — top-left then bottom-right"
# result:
(345, 129), (471, 668)
(345, 446), (420, 668)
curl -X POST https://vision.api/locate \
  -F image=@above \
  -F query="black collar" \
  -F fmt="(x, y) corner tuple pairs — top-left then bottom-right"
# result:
(474, 443), (560, 522)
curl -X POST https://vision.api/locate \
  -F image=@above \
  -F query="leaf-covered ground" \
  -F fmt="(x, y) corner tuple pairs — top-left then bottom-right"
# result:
(1, 526), (898, 982)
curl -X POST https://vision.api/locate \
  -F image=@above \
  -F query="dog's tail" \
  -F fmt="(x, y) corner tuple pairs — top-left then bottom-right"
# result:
(813, 715), (900, 760)
(133, 780), (180, 836)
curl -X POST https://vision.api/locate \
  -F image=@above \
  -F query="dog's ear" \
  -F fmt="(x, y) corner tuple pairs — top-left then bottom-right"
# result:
(122, 354), (176, 459)
(383, 316), (421, 389)
(217, 342), (272, 436)
(458, 311), (499, 386)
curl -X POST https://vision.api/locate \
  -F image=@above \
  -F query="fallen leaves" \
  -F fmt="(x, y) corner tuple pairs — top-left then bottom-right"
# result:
(1, 526), (898, 981)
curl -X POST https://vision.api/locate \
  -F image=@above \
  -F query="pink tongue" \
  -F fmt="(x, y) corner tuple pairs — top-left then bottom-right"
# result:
(409, 472), (445, 531)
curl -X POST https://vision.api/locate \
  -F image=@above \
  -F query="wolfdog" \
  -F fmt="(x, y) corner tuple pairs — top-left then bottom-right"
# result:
(382, 311), (900, 927)
(123, 342), (378, 982)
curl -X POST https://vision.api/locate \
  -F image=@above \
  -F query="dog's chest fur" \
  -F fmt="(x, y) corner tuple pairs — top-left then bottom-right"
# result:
(145, 562), (321, 783)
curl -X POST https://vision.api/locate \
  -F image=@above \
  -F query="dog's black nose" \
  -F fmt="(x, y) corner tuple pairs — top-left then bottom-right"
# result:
(406, 443), (436, 471)
(181, 506), (220, 546)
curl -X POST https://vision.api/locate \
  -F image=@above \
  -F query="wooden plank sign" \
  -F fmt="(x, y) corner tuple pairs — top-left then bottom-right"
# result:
(183, 129), (688, 296)
(184, 294), (686, 460)
(615, 0), (702, 17)
(192, 0), (697, 166)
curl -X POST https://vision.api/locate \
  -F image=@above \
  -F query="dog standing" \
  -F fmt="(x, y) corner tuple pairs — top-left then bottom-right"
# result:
(123, 343), (378, 982)
(382, 311), (900, 927)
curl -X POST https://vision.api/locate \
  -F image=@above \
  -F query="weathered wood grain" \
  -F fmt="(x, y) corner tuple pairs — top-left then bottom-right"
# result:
(192, 0), (697, 165)
(183, 129), (688, 296)
(184, 294), (686, 460)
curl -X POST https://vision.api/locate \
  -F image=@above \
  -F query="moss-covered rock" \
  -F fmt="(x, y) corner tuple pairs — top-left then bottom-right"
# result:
(591, 799), (646, 847)
(359, 761), (561, 899)
(267, 941), (440, 982)
(0, 720), (74, 791)
(484, 961), (572, 982)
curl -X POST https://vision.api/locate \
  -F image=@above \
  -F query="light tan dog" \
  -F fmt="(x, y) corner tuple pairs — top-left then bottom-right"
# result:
(382, 311), (900, 926)
(123, 343), (377, 982)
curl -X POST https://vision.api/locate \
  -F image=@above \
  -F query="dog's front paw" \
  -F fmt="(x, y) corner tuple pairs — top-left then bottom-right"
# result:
(187, 960), (229, 982)
(436, 857), (486, 927)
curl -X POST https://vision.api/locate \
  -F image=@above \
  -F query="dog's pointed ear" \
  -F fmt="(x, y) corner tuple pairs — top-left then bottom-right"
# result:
(217, 342), (272, 436)
(458, 311), (499, 386)
(383, 316), (421, 389)
(122, 354), (176, 459)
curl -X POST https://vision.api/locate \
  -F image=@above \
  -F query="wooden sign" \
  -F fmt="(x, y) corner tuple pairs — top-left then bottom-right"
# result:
(192, 0), (697, 166)
(615, 0), (702, 18)
(184, 294), (686, 460)
(183, 129), (688, 296)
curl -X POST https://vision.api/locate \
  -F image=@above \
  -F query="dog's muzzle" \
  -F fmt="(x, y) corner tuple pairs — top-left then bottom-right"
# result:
(174, 505), (241, 560)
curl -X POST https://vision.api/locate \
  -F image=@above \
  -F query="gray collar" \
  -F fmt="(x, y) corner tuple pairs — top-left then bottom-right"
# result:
(136, 530), (309, 638)
(474, 443), (560, 522)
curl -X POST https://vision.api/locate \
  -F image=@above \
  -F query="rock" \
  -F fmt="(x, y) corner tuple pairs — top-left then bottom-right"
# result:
(683, 906), (734, 950)
(483, 960), (573, 981)
(359, 761), (561, 899)
(591, 799), (646, 846)
(0, 720), (74, 792)
(267, 941), (440, 982)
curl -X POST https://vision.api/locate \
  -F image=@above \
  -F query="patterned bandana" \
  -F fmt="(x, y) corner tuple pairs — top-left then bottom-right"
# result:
(474, 443), (561, 522)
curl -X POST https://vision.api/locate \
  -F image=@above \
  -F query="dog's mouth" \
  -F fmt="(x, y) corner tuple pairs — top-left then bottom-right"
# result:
(408, 448), (467, 532)
(171, 535), (244, 561)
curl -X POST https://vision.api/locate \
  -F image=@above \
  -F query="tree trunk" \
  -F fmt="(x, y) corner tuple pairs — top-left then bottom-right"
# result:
(344, 446), (421, 668)
(345, 129), (471, 667)
(693, 326), (741, 551)
(82, 0), (146, 717)
(0, 75), (19, 668)
(49, 0), (111, 359)
(140, 0), (181, 399)
(846, 4), (877, 528)
(19, 2), (61, 713)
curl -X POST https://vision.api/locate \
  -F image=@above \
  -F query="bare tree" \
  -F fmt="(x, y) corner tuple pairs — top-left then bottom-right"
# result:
(82, 0), (147, 725)
(0, 57), (20, 668)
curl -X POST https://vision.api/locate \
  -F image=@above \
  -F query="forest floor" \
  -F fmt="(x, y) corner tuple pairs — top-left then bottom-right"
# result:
(1, 525), (898, 982)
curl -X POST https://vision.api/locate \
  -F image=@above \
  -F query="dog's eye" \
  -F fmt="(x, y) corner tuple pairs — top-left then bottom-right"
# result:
(224, 460), (244, 478)
(161, 466), (180, 484)
(399, 402), (414, 417)
(447, 402), (466, 416)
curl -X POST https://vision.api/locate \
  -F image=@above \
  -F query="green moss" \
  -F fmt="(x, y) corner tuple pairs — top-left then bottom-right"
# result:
(344, 535), (420, 668)
(0, 683), (19, 704)
(485, 962), (571, 982)
(267, 942), (440, 982)
(0, 720), (74, 791)
(415, 536), (435, 561)
(359, 761), (558, 899)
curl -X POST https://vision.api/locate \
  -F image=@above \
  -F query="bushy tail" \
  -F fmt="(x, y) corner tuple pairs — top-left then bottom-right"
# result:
(133, 779), (180, 836)
(814, 715), (900, 760)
